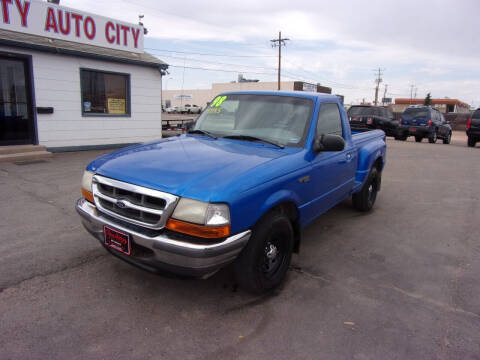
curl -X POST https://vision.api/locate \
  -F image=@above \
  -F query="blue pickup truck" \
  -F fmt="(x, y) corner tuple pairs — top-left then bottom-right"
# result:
(76, 91), (386, 293)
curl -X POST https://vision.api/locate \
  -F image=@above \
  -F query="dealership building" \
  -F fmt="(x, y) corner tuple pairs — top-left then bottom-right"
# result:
(0, 0), (167, 154)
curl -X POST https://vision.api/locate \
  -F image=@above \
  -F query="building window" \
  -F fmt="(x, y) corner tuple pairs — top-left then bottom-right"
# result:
(80, 69), (130, 116)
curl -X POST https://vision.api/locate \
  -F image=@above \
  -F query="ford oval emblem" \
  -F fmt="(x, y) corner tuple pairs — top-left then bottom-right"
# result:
(116, 200), (127, 208)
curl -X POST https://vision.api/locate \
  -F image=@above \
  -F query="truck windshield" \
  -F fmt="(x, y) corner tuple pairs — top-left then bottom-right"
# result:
(193, 94), (313, 147)
(403, 108), (428, 119)
(348, 106), (374, 117)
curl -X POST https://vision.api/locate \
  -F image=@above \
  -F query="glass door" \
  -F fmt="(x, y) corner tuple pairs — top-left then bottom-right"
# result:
(0, 56), (34, 145)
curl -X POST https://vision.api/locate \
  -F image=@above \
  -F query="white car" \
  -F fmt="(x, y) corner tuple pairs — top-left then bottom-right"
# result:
(165, 106), (180, 113)
(181, 104), (202, 114)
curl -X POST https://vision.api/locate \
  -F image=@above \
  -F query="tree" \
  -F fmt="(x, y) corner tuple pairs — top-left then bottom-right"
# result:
(424, 93), (432, 106)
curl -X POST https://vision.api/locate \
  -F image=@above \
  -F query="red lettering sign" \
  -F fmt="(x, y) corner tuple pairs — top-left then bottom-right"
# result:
(84, 16), (95, 39)
(14, 0), (28, 27)
(1, 0), (12, 23)
(131, 27), (140, 48)
(105, 21), (115, 43)
(71, 12), (82, 37)
(44, 7), (57, 33)
(57, 9), (70, 35)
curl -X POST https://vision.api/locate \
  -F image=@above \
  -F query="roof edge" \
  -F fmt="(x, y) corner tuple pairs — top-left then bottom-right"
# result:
(0, 37), (168, 70)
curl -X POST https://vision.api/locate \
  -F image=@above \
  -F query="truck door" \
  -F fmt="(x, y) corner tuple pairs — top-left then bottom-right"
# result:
(309, 103), (356, 215)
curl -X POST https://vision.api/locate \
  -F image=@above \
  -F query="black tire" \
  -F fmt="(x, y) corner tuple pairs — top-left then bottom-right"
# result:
(443, 132), (451, 144)
(234, 211), (294, 294)
(428, 131), (437, 144)
(352, 167), (380, 212)
(415, 136), (423, 143)
(394, 134), (407, 141)
(468, 136), (476, 147)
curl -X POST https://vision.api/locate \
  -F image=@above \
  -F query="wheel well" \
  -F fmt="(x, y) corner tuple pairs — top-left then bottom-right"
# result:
(269, 202), (302, 253)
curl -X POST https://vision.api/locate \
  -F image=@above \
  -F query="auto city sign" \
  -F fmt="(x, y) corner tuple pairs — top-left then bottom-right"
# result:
(0, 0), (144, 53)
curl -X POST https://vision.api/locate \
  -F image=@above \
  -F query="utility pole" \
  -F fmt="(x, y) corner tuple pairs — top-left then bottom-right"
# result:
(409, 84), (415, 104)
(270, 31), (290, 91)
(373, 68), (384, 106)
(382, 84), (388, 106)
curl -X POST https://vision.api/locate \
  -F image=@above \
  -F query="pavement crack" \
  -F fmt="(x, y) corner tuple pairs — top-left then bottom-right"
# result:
(381, 284), (480, 319)
(289, 265), (332, 283)
(0, 253), (107, 295)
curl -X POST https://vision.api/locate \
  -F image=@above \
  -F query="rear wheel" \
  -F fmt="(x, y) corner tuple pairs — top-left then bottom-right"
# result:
(443, 132), (451, 144)
(415, 136), (423, 142)
(428, 131), (438, 144)
(395, 134), (407, 141)
(468, 136), (476, 147)
(352, 167), (380, 212)
(234, 212), (294, 294)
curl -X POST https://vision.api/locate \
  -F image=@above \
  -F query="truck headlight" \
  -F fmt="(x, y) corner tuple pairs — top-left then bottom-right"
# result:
(166, 198), (230, 238)
(81, 170), (95, 203)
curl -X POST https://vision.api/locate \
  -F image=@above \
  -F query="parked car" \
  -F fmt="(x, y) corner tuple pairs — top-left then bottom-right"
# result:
(181, 104), (202, 114)
(399, 106), (452, 144)
(467, 108), (480, 147)
(347, 105), (405, 139)
(165, 106), (180, 114)
(76, 91), (386, 293)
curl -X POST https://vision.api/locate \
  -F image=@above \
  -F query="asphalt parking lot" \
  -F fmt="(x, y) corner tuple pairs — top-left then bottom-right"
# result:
(0, 132), (479, 360)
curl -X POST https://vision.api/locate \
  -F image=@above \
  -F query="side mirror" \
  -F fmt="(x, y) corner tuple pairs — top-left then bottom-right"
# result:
(313, 134), (345, 153)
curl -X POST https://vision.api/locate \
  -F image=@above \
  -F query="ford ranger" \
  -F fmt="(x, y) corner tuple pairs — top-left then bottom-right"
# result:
(76, 91), (386, 293)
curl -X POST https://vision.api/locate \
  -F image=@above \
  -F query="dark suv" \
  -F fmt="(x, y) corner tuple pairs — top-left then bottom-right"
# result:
(400, 106), (452, 144)
(348, 105), (404, 138)
(467, 109), (480, 147)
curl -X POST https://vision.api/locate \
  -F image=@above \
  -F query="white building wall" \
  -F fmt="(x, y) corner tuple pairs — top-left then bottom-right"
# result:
(0, 45), (163, 148)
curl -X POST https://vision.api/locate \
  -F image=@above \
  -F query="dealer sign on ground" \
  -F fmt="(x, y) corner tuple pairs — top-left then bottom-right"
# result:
(0, 0), (144, 53)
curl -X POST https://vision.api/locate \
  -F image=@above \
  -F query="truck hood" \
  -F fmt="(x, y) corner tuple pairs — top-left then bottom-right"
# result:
(87, 135), (293, 201)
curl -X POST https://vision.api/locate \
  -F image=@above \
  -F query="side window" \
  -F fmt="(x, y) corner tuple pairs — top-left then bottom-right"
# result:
(316, 103), (343, 138)
(386, 109), (394, 119)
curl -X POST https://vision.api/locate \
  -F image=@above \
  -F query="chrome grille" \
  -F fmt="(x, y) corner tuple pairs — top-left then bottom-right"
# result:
(92, 175), (179, 230)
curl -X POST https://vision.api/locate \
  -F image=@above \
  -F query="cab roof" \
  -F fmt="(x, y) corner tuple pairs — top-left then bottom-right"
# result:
(219, 90), (340, 102)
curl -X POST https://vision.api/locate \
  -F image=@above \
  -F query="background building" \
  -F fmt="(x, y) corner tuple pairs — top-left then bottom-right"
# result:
(0, 0), (167, 152)
(392, 98), (470, 114)
(163, 81), (332, 109)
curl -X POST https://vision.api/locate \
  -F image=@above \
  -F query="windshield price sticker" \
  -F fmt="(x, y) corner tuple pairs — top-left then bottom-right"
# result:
(206, 108), (222, 114)
(210, 96), (227, 108)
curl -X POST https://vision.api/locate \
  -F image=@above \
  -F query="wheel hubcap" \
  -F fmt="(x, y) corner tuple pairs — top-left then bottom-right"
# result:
(262, 240), (283, 277)
(266, 243), (278, 259)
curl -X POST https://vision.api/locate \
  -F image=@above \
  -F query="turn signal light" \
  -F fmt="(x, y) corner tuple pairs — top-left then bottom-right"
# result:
(398, 118), (402, 125)
(82, 188), (94, 203)
(467, 118), (472, 129)
(166, 218), (230, 238)
(427, 119), (433, 126)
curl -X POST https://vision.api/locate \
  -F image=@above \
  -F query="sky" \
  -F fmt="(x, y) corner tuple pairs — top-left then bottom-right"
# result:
(64, 0), (480, 107)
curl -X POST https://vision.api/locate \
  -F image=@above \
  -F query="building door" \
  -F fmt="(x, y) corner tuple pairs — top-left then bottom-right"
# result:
(0, 55), (35, 145)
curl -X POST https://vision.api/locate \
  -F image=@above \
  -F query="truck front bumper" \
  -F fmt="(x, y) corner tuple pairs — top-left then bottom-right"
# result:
(76, 198), (251, 277)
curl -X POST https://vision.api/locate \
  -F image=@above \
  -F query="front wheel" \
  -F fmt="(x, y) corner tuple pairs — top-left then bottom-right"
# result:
(415, 136), (423, 142)
(234, 212), (294, 294)
(352, 167), (380, 212)
(428, 131), (438, 143)
(443, 132), (451, 144)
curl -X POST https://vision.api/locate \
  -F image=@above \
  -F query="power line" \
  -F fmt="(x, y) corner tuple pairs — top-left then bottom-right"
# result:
(145, 47), (276, 58)
(167, 64), (277, 76)
(151, 53), (277, 71)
